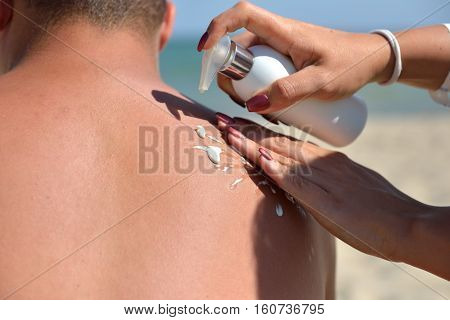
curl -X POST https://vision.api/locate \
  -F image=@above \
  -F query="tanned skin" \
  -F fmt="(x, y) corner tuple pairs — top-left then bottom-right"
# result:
(0, 2), (335, 299)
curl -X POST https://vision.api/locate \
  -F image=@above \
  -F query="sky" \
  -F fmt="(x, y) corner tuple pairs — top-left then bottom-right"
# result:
(170, 0), (450, 38)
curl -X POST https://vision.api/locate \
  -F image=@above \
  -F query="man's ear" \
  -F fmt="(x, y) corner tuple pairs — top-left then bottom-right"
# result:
(0, 0), (13, 31)
(158, 1), (175, 51)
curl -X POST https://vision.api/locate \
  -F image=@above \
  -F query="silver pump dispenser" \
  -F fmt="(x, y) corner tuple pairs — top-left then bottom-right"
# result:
(220, 41), (254, 80)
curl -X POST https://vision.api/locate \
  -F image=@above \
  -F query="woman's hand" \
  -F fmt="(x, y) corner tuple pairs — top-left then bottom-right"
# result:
(216, 113), (450, 280)
(199, 2), (450, 113)
(198, 1), (394, 114)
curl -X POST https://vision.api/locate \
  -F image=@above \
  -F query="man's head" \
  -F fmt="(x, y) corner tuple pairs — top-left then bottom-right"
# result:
(0, 0), (175, 73)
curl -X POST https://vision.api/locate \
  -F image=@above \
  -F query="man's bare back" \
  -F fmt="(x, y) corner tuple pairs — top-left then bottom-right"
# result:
(0, 3), (335, 299)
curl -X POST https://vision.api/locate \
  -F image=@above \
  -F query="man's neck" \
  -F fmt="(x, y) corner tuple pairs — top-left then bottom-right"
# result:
(15, 22), (162, 87)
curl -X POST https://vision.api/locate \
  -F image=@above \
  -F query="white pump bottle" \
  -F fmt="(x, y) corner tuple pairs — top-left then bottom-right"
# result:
(199, 35), (368, 147)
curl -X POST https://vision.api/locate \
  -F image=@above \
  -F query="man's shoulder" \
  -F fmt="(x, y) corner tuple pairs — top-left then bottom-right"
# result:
(0, 83), (335, 299)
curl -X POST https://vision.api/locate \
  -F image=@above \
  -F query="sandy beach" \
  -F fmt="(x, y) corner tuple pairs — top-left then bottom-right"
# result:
(336, 114), (450, 299)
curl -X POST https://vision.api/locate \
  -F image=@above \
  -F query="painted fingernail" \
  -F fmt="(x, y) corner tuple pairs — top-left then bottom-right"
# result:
(259, 148), (273, 161)
(216, 112), (234, 125)
(0, 0), (13, 27)
(227, 126), (244, 139)
(197, 32), (209, 52)
(246, 94), (270, 112)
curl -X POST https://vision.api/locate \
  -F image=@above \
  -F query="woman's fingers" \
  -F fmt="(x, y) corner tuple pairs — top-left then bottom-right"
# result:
(216, 114), (298, 159)
(216, 114), (331, 165)
(257, 147), (330, 202)
(233, 118), (317, 164)
(218, 114), (380, 255)
(256, 148), (389, 259)
(216, 112), (234, 131)
(246, 66), (328, 114)
(232, 31), (262, 48)
(219, 116), (330, 202)
(226, 124), (330, 205)
(198, 1), (293, 55)
(226, 125), (290, 167)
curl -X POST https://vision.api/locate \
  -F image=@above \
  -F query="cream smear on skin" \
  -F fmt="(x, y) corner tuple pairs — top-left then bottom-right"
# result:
(195, 125), (224, 144)
(195, 125), (207, 139)
(230, 177), (244, 189)
(193, 125), (224, 165)
(275, 203), (284, 217)
(192, 146), (222, 165)
(193, 125), (291, 220)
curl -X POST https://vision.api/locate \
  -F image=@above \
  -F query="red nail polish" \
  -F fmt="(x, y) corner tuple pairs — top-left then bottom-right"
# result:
(227, 126), (243, 139)
(0, 0), (13, 28)
(259, 148), (273, 161)
(197, 32), (209, 52)
(216, 112), (234, 125)
(246, 94), (270, 112)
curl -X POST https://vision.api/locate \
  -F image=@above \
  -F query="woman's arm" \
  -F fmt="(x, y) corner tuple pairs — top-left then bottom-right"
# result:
(389, 25), (450, 90)
(215, 113), (450, 280)
(199, 2), (450, 112)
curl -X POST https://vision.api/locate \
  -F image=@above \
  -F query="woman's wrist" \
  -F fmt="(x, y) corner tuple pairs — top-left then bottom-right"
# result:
(394, 25), (450, 90)
(402, 205), (450, 278)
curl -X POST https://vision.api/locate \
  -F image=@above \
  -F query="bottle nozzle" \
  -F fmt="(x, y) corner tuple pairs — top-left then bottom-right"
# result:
(198, 35), (254, 94)
(198, 36), (232, 93)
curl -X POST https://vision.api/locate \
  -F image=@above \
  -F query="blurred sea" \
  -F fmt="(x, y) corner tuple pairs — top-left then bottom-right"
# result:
(161, 38), (450, 119)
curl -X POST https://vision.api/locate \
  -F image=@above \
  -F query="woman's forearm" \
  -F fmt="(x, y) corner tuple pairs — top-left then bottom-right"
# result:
(203, 2), (449, 109)
(403, 206), (450, 280)
(388, 25), (450, 90)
